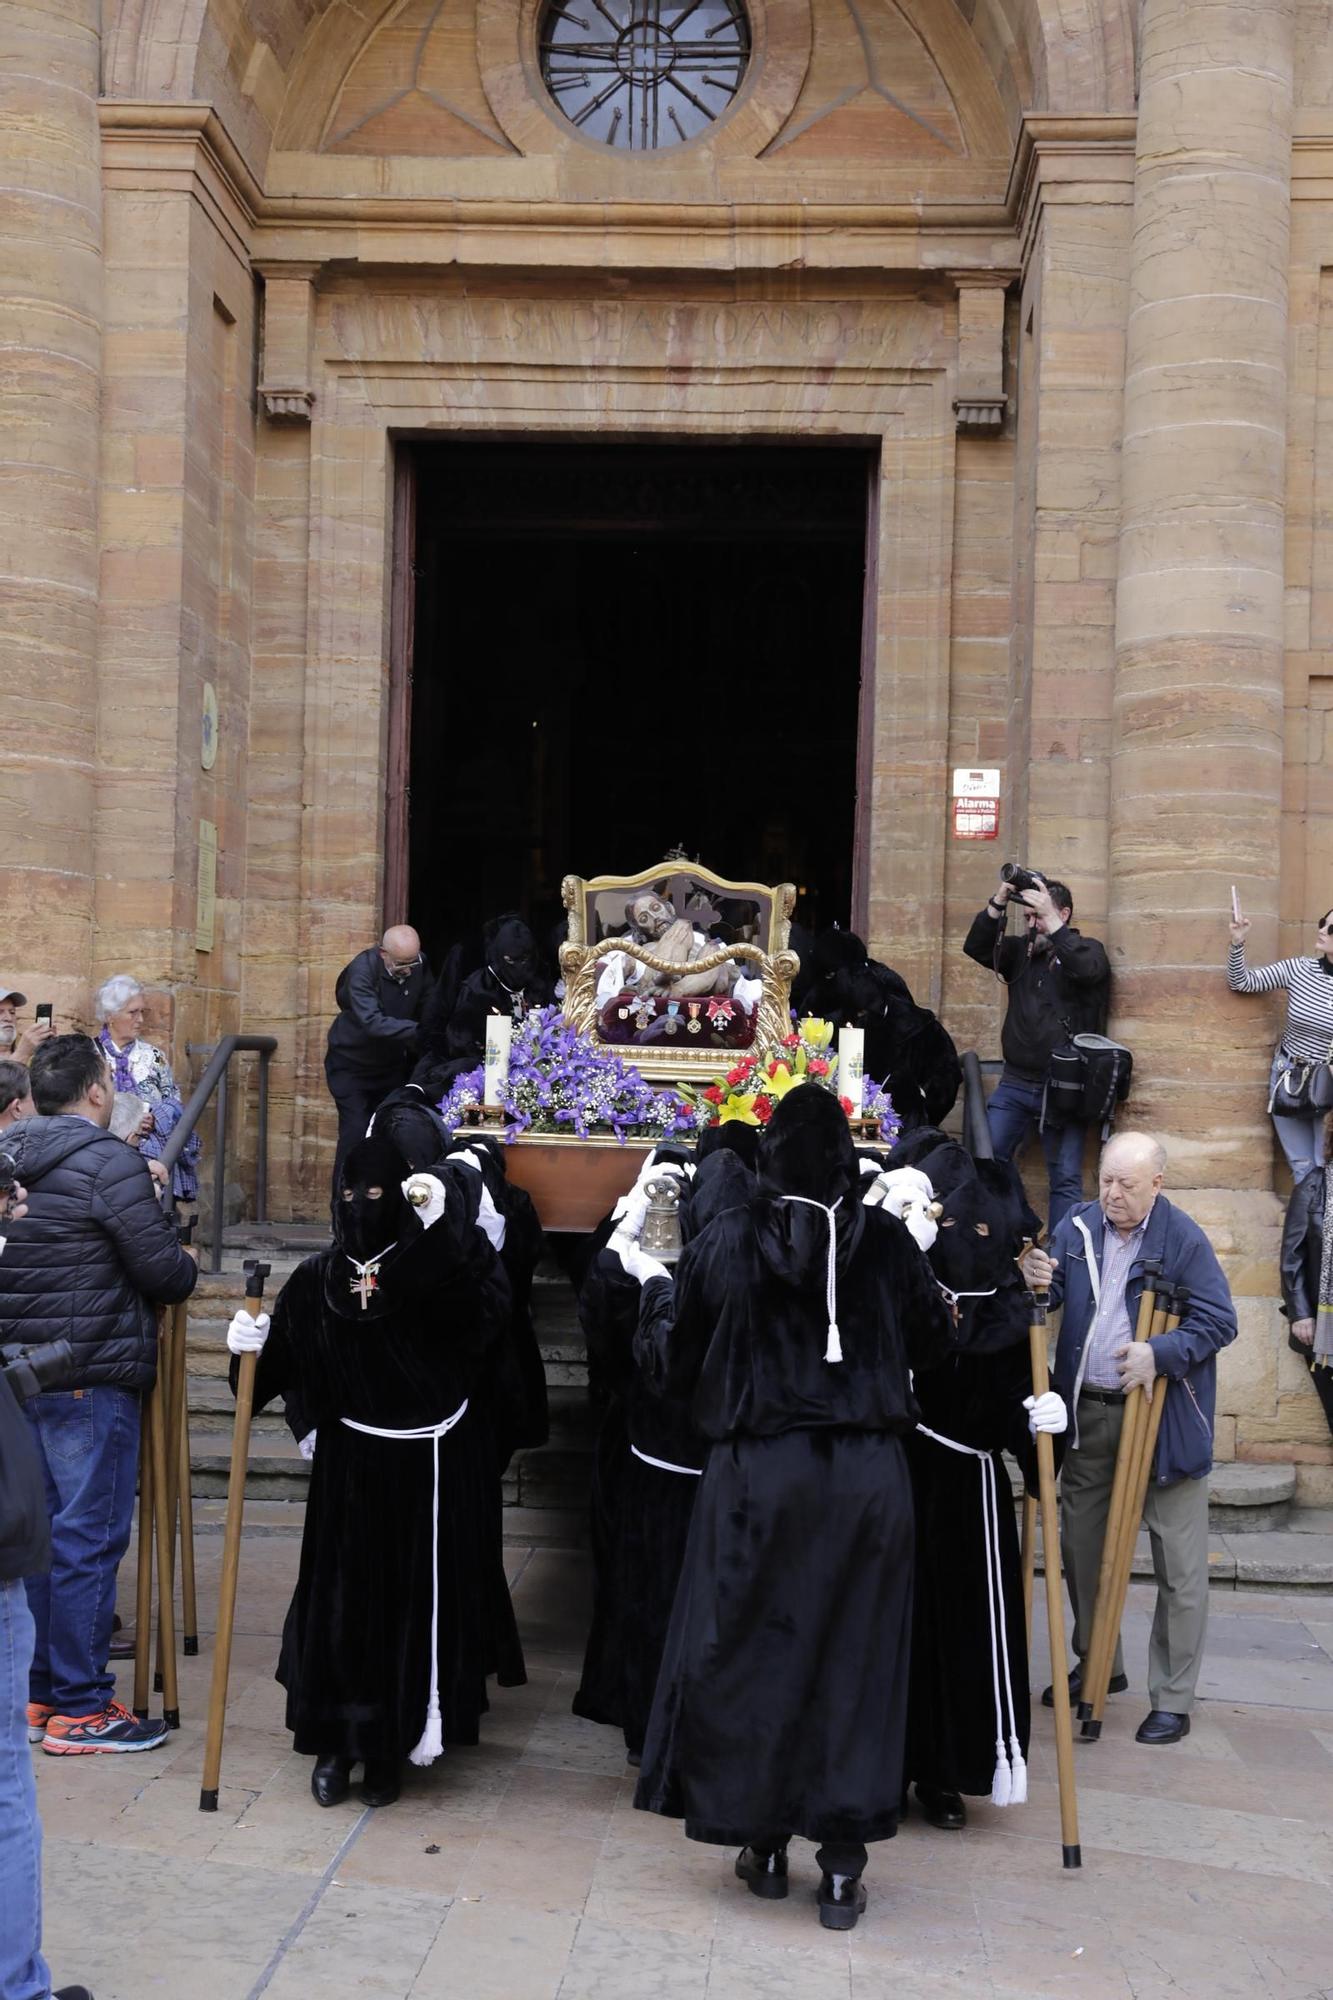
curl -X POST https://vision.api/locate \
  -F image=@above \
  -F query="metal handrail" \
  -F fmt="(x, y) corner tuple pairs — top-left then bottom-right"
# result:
(159, 1036), (278, 1272)
(960, 1051), (999, 1159)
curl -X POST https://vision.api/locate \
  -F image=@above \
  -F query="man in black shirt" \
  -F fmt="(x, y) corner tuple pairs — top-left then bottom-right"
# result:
(963, 874), (1110, 1233)
(324, 926), (434, 1196)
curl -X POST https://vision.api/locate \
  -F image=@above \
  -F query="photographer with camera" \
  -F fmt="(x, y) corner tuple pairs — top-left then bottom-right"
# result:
(1, 1176), (96, 2000)
(964, 867), (1111, 1233)
(0, 1034), (196, 1758)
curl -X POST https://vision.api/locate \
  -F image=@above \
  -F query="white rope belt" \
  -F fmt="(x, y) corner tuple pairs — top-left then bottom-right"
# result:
(340, 1398), (469, 1767)
(630, 1443), (703, 1478)
(915, 1423), (1027, 1807)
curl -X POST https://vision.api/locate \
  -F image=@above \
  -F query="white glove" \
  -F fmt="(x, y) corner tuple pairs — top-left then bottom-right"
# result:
(863, 1165), (934, 1213)
(614, 1154), (692, 1222)
(475, 1183), (507, 1252)
(610, 1185), (650, 1237)
(858, 1156), (884, 1178)
(227, 1308), (270, 1355)
(402, 1172), (447, 1230)
(609, 1225), (670, 1287)
(450, 1148), (486, 1175)
(1025, 1391), (1068, 1436)
(298, 1429), (317, 1462)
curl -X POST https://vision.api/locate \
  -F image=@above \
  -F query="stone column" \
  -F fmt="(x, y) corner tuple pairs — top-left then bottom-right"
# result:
(0, 0), (101, 1011)
(1109, 0), (1294, 1191)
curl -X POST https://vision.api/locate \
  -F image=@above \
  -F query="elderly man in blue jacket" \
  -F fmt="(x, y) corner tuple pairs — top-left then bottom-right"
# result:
(1019, 1132), (1236, 1745)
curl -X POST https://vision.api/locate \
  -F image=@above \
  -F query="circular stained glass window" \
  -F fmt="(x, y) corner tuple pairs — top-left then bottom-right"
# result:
(539, 1), (752, 152)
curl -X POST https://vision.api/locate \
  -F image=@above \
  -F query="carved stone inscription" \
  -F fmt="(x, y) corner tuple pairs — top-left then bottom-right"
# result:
(325, 294), (948, 373)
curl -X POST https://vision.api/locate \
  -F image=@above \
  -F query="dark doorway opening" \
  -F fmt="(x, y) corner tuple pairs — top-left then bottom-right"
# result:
(394, 439), (873, 966)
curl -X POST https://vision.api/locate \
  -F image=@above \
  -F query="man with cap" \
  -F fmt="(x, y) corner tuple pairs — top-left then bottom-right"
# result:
(615, 1087), (954, 1930)
(225, 1134), (522, 1809)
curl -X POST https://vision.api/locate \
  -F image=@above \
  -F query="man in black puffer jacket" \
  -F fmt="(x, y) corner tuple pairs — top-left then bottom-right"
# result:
(0, 1033), (197, 1756)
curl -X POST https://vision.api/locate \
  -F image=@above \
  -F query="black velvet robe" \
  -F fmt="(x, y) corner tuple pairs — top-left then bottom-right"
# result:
(238, 1210), (524, 1763)
(438, 1146), (549, 1469)
(572, 1153), (751, 1755)
(633, 1199), (954, 1846)
(905, 1284), (1036, 1799)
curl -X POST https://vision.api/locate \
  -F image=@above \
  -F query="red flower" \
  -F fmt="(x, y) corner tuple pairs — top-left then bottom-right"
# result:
(808, 1057), (830, 1077)
(839, 1095), (855, 1116)
(782, 1033), (800, 1049)
(766, 1060), (780, 1078)
(753, 1094), (774, 1123)
(704, 1085), (724, 1105)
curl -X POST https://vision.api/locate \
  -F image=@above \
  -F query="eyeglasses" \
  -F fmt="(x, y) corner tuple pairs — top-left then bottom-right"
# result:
(1319, 924), (1333, 936)
(381, 951), (423, 972)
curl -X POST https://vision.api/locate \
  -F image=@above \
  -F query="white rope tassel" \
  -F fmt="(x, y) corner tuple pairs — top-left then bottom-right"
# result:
(340, 1401), (469, 1770)
(978, 1450), (1011, 1805)
(917, 1423), (1026, 1809)
(778, 1194), (844, 1363)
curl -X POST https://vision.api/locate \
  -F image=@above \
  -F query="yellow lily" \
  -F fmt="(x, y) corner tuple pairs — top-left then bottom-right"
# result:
(718, 1093), (761, 1125)
(763, 1063), (806, 1100)
(799, 1017), (834, 1051)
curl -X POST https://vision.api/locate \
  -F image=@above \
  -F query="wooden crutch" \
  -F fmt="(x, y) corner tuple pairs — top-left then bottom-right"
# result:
(131, 1391), (155, 1718)
(153, 1299), (174, 1697)
(200, 1258), (270, 1812)
(1082, 1284), (1187, 1740)
(1020, 1490), (1037, 1652)
(1026, 1277), (1080, 1868)
(1078, 1257), (1163, 1725)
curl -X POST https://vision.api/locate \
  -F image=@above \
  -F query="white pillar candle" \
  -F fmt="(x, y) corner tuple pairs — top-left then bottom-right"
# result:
(483, 1013), (513, 1107)
(838, 1026), (865, 1115)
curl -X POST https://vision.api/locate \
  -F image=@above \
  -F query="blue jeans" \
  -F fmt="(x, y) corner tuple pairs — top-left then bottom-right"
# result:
(0, 1579), (52, 2000)
(24, 1386), (141, 1717)
(986, 1072), (1087, 1236)
(1269, 1050), (1322, 1184)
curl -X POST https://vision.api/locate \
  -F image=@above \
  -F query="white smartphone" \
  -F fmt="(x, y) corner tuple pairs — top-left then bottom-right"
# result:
(1231, 885), (1242, 923)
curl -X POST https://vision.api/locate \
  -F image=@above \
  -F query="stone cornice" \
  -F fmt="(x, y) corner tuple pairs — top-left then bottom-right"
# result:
(97, 100), (1141, 280)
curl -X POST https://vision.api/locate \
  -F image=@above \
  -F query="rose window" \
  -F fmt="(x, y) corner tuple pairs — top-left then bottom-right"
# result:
(538, 0), (752, 151)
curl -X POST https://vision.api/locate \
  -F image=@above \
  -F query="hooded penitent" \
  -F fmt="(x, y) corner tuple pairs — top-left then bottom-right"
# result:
(807, 926), (962, 1129)
(633, 1088), (953, 1852)
(443, 915), (555, 1066)
(236, 1130), (523, 1770)
(895, 1135), (1039, 1807)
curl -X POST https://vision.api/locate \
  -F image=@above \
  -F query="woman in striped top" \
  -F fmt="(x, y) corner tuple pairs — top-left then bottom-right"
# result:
(1228, 908), (1333, 1182)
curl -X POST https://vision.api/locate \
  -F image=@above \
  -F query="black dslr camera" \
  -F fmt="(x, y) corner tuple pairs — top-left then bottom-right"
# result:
(999, 861), (1047, 899)
(1, 1339), (75, 1406)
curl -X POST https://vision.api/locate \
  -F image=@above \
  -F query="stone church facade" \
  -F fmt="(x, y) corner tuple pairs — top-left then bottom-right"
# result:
(2, 0), (1330, 1486)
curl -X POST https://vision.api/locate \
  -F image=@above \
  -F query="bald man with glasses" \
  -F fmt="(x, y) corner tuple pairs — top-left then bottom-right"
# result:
(324, 926), (435, 1199)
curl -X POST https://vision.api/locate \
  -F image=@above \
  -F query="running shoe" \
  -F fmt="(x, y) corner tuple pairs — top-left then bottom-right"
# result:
(26, 1701), (54, 1745)
(42, 1700), (168, 1755)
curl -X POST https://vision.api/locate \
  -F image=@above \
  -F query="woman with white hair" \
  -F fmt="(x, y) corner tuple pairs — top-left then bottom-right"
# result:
(94, 975), (201, 1202)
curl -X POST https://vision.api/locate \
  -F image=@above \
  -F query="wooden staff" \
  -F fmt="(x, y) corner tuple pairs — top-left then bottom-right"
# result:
(200, 1258), (270, 1813)
(1020, 1490), (1037, 1652)
(131, 1393), (154, 1718)
(173, 1215), (198, 1655)
(1078, 1258), (1163, 1724)
(148, 1331), (180, 1729)
(1082, 1284), (1187, 1741)
(177, 1292), (199, 1655)
(1026, 1277), (1080, 1869)
(152, 1300), (175, 1699)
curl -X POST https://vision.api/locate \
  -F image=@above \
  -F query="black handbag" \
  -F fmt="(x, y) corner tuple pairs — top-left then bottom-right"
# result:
(1042, 1029), (1133, 1136)
(1271, 1042), (1333, 1117)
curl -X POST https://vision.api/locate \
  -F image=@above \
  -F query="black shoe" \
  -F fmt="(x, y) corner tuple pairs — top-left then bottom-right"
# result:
(1135, 1709), (1190, 1745)
(54, 1989), (95, 1999)
(914, 1784), (966, 1829)
(107, 1629), (136, 1660)
(817, 1872), (867, 1932)
(1042, 1665), (1129, 1707)
(361, 1758), (401, 1807)
(311, 1753), (351, 1807)
(735, 1846), (789, 1900)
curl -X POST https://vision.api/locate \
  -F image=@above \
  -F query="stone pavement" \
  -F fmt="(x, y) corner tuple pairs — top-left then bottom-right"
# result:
(34, 1525), (1333, 2000)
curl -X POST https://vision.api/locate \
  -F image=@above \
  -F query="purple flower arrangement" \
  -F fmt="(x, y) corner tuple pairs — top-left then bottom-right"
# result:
(437, 1005), (700, 1144)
